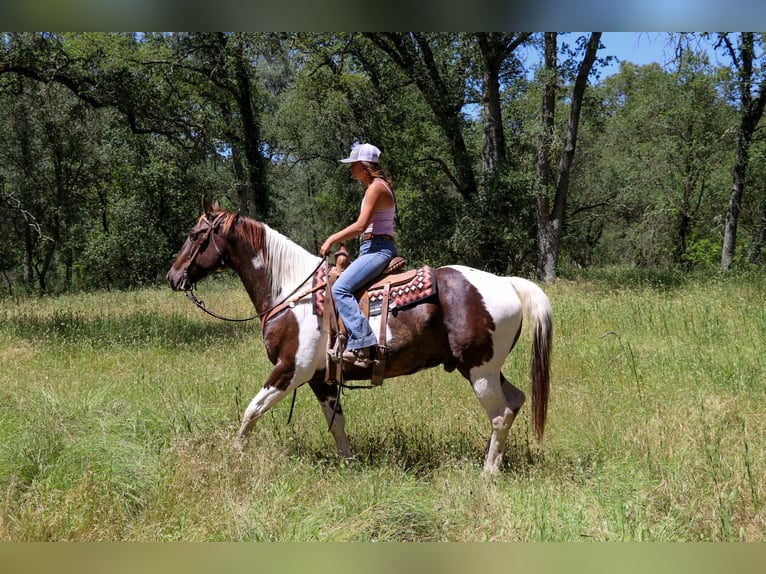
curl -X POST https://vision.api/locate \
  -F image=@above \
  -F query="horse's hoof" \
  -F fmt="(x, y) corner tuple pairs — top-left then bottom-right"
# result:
(339, 455), (359, 467)
(233, 435), (248, 455)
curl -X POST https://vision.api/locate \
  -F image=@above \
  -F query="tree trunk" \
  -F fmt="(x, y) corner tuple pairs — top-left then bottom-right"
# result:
(476, 33), (532, 181)
(477, 33), (507, 178)
(676, 211), (692, 268)
(232, 148), (250, 216)
(720, 33), (766, 271)
(747, 203), (766, 264)
(229, 34), (269, 219)
(23, 225), (34, 287)
(535, 32), (601, 283)
(536, 33), (558, 282)
(722, 143), (748, 270)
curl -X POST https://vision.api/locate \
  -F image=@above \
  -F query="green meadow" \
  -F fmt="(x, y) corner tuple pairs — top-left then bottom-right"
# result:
(1, 272), (764, 541)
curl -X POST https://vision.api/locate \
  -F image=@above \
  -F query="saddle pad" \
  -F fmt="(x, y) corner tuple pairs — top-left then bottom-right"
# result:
(312, 265), (437, 318)
(367, 266), (437, 316)
(312, 265), (328, 317)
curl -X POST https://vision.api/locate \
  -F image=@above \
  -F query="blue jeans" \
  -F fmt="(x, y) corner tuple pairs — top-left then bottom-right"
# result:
(332, 237), (397, 350)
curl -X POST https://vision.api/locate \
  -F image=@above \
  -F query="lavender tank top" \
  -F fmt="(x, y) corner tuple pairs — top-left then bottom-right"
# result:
(362, 180), (395, 237)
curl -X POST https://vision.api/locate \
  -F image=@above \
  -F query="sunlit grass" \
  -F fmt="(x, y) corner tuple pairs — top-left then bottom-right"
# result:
(1, 273), (764, 540)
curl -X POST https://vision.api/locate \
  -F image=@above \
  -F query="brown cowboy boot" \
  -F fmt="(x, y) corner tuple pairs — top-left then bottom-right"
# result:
(341, 345), (375, 368)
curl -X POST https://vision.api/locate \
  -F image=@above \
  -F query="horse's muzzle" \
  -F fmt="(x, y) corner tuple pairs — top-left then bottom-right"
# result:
(166, 268), (191, 292)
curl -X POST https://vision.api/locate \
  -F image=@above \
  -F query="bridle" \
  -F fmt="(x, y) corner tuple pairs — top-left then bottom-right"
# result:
(175, 212), (254, 322)
(180, 212), (327, 325)
(178, 212), (227, 285)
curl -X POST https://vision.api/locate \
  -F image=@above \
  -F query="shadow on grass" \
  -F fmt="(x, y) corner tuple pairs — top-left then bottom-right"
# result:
(2, 308), (257, 350)
(281, 421), (551, 477)
(275, 417), (610, 483)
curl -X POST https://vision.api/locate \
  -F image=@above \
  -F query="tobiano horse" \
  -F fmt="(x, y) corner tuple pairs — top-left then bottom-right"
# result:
(166, 199), (552, 473)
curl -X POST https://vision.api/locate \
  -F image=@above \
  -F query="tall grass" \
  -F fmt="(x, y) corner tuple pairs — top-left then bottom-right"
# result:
(1, 273), (764, 540)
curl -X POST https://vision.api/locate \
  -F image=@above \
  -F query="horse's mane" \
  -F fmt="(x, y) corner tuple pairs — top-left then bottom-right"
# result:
(209, 209), (320, 300)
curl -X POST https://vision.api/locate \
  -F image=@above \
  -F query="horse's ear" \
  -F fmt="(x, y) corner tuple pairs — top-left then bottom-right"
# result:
(202, 196), (221, 217)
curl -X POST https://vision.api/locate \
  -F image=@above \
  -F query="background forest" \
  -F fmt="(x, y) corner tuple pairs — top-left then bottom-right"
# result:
(1, 32), (765, 295)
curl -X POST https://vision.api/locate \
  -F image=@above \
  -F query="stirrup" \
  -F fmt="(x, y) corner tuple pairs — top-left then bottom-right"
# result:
(328, 335), (345, 363)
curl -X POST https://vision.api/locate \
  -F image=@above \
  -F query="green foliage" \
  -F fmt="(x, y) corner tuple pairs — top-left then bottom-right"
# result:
(568, 54), (736, 269)
(446, 169), (538, 273)
(1, 32), (765, 294)
(682, 237), (721, 269)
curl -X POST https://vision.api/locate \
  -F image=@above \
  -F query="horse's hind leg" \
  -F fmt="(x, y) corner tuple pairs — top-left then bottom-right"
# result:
(472, 370), (526, 473)
(500, 373), (526, 418)
(308, 377), (353, 459)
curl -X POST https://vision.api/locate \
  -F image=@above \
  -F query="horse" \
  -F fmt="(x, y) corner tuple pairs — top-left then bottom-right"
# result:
(166, 198), (552, 473)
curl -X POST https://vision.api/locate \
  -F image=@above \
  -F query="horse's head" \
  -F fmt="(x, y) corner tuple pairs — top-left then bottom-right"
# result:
(166, 197), (231, 292)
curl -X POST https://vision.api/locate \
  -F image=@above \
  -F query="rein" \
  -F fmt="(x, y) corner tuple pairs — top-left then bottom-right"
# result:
(185, 289), (262, 322)
(184, 256), (326, 325)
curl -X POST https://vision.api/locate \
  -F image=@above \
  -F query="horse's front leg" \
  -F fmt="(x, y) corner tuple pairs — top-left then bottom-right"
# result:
(236, 360), (295, 445)
(308, 375), (353, 459)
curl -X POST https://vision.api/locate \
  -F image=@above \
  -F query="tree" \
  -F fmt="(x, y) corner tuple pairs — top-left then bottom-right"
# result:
(717, 32), (766, 271)
(0, 33), (229, 291)
(2, 31), (761, 295)
(364, 33), (478, 201)
(746, 137), (766, 264)
(535, 32), (602, 282)
(568, 55), (734, 270)
(270, 32), (466, 267)
(0, 73), (111, 292)
(474, 32), (533, 179)
(130, 33), (282, 219)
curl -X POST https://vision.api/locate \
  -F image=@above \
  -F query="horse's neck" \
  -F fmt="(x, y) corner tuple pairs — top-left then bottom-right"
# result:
(229, 222), (318, 315)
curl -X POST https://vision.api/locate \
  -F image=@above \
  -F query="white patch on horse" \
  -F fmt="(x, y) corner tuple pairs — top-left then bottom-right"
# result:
(238, 385), (288, 437)
(251, 253), (266, 270)
(262, 223), (322, 302)
(367, 315), (391, 346)
(291, 303), (327, 375)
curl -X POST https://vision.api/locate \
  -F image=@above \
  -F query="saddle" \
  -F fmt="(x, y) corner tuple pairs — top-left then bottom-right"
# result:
(317, 245), (437, 385)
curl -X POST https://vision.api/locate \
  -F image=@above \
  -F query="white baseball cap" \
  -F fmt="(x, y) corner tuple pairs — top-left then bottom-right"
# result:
(339, 143), (381, 164)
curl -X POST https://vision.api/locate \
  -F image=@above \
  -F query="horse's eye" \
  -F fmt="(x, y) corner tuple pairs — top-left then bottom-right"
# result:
(190, 232), (199, 241)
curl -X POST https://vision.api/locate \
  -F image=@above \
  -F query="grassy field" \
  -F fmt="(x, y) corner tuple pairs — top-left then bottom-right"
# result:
(1, 271), (764, 541)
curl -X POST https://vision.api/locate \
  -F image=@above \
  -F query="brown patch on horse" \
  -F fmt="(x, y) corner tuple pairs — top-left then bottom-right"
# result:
(383, 302), (451, 377)
(205, 209), (270, 265)
(225, 214), (267, 257)
(434, 267), (496, 378)
(261, 311), (300, 391)
(335, 268), (499, 382)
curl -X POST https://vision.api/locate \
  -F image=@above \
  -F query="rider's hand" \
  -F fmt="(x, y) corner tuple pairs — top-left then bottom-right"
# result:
(320, 237), (334, 257)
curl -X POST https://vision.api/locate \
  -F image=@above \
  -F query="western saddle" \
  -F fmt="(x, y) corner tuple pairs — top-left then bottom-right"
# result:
(323, 245), (413, 386)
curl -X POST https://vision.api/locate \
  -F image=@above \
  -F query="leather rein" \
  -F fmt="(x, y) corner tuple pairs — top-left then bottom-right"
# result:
(181, 213), (327, 327)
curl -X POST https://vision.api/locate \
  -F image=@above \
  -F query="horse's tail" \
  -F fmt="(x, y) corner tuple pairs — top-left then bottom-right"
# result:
(510, 277), (552, 441)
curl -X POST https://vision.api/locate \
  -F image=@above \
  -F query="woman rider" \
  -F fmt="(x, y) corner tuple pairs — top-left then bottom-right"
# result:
(320, 143), (397, 368)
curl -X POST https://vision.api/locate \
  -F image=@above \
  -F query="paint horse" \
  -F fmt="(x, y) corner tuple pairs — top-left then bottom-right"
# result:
(166, 199), (552, 473)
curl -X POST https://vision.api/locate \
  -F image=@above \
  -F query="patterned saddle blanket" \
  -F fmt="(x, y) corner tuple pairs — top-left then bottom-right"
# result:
(313, 265), (438, 318)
